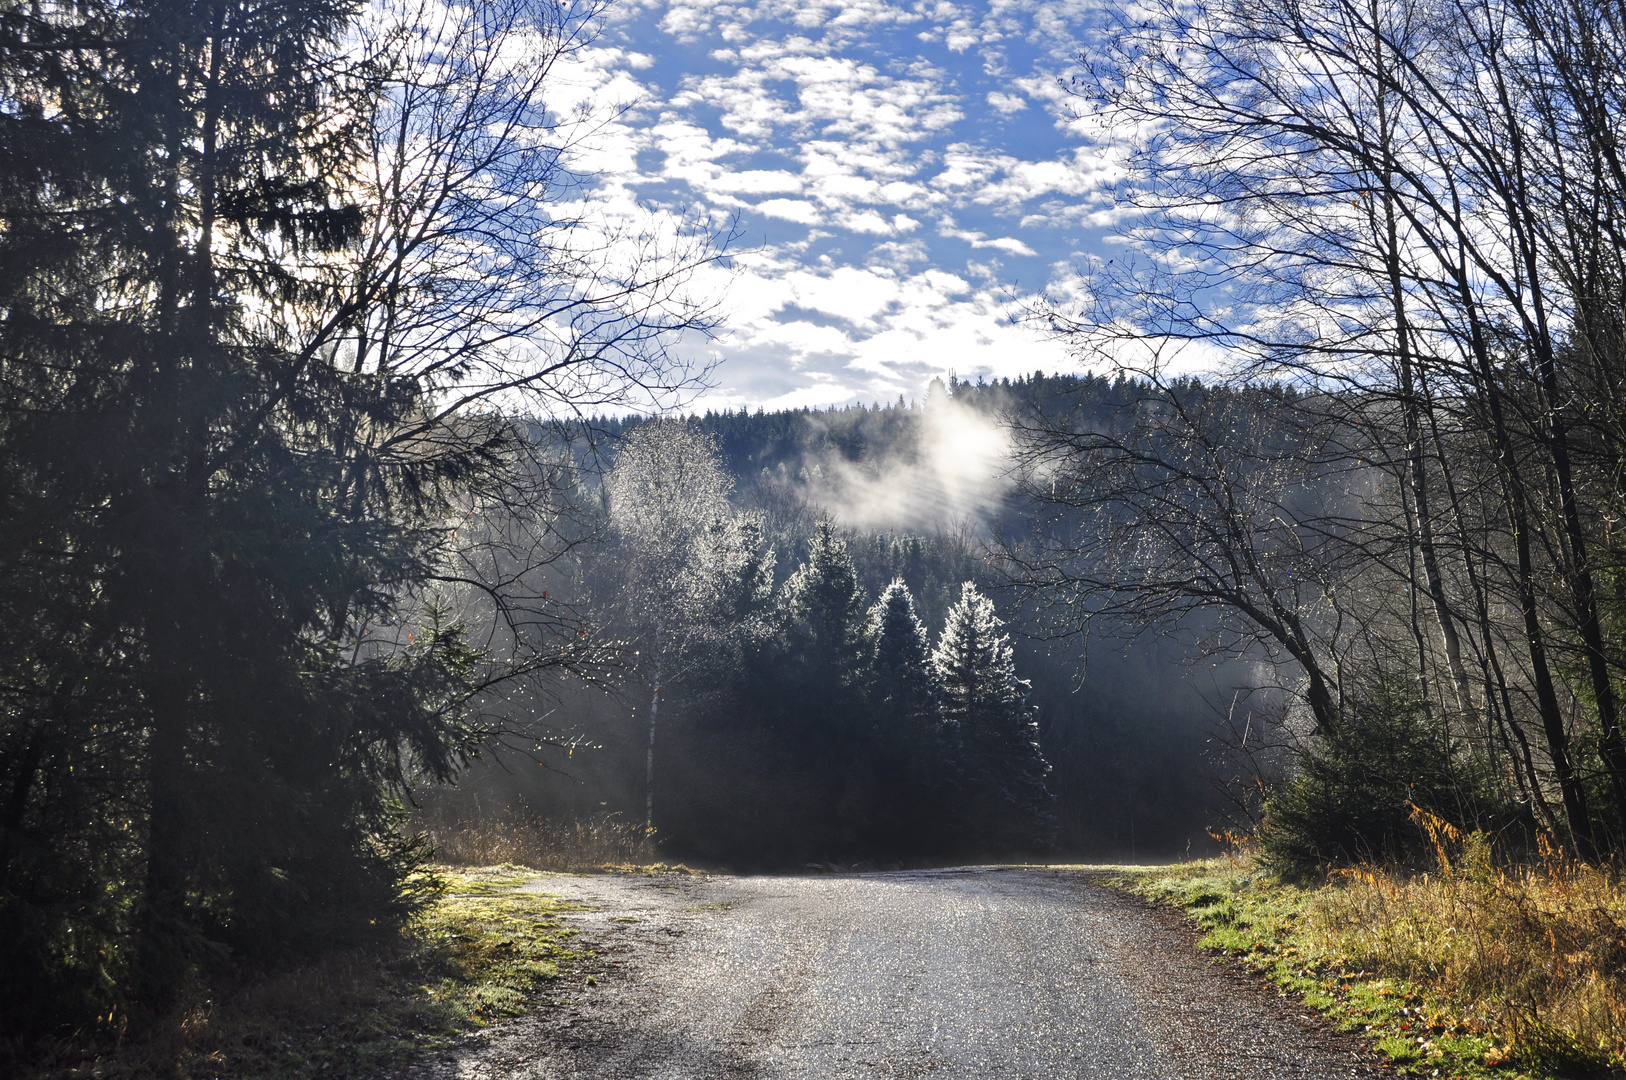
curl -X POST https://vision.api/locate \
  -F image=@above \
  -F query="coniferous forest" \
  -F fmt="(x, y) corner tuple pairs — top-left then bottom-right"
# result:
(6, 0), (1626, 1064)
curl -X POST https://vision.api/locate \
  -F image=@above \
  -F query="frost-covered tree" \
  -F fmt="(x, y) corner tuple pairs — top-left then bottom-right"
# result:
(870, 579), (940, 729)
(713, 515), (777, 626)
(861, 579), (955, 855)
(606, 420), (734, 824)
(778, 520), (871, 684)
(933, 583), (1054, 853)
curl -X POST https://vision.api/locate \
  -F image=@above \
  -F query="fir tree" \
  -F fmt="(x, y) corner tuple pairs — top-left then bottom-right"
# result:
(0, 0), (716, 1029)
(870, 579), (939, 727)
(763, 521), (871, 855)
(933, 583), (1054, 854)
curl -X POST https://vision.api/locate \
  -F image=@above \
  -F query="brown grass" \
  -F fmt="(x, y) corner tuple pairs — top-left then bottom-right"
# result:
(414, 809), (659, 871)
(1307, 812), (1626, 1074)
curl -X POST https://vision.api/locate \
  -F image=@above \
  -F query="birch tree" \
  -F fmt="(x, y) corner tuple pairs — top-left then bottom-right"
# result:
(605, 420), (734, 825)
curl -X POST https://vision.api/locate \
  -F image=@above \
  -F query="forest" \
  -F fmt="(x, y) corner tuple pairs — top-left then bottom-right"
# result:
(3, 0), (1625, 1064)
(419, 378), (1229, 872)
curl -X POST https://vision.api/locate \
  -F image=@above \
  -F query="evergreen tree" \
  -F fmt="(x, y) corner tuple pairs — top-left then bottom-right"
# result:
(862, 579), (954, 857)
(933, 583), (1054, 855)
(778, 520), (871, 680)
(712, 515), (777, 626)
(761, 521), (871, 855)
(0, 0), (716, 1032)
(0, 0), (469, 1024)
(870, 579), (939, 725)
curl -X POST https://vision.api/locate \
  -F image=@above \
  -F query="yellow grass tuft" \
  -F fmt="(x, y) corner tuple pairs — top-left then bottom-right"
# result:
(1119, 820), (1626, 1078)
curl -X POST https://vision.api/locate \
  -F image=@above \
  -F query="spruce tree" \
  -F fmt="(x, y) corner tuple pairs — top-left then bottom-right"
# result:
(0, 0), (717, 1030)
(933, 582), (1054, 855)
(863, 578), (954, 857)
(763, 521), (870, 855)
(779, 520), (871, 679)
(870, 579), (939, 729)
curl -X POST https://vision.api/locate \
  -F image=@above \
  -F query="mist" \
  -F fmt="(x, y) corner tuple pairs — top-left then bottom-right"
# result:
(800, 389), (1014, 533)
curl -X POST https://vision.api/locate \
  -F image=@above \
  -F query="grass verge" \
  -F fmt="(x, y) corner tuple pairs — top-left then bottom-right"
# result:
(1105, 850), (1624, 1080)
(30, 865), (587, 1080)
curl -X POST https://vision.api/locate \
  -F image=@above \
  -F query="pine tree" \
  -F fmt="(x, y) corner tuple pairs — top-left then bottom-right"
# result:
(870, 579), (939, 727)
(0, 0), (717, 1030)
(759, 521), (871, 855)
(713, 515), (777, 626)
(933, 582), (1054, 855)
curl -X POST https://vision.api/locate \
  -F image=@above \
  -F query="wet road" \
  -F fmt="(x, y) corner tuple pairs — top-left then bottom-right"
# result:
(409, 867), (1388, 1080)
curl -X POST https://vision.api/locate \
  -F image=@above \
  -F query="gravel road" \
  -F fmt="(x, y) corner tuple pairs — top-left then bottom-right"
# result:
(407, 867), (1390, 1080)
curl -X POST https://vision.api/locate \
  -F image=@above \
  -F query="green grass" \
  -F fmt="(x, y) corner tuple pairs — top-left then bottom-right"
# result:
(1103, 859), (1542, 1080)
(29, 864), (589, 1080)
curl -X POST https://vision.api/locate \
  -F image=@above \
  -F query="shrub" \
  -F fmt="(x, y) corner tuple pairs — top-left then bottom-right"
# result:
(1260, 684), (1497, 878)
(413, 809), (657, 870)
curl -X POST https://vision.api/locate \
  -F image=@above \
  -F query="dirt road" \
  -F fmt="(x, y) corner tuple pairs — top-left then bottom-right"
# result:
(407, 867), (1388, 1080)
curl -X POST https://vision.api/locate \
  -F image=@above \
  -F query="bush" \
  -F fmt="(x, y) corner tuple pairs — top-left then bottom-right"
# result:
(1260, 685), (1498, 877)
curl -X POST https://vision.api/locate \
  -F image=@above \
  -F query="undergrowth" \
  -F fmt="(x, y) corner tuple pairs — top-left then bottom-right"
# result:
(413, 808), (660, 871)
(21, 865), (586, 1080)
(1112, 823), (1626, 1080)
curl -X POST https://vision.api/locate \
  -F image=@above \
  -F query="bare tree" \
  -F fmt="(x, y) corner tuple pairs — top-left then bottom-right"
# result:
(605, 420), (740, 825)
(1032, 0), (1626, 854)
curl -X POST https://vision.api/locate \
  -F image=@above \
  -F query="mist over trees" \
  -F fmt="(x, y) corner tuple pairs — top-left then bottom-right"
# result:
(409, 380), (1237, 882)
(589, 421), (1058, 865)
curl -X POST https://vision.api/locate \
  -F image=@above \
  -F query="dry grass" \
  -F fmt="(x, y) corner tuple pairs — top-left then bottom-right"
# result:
(415, 809), (660, 871)
(1119, 820), (1626, 1078)
(1310, 815), (1626, 1074)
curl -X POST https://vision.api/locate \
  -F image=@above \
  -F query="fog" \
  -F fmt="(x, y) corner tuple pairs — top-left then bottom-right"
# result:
(804, 392), (1014, 533)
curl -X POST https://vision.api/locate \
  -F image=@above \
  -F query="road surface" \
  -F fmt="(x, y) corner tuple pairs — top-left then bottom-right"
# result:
(407, 867), (1388, 1080)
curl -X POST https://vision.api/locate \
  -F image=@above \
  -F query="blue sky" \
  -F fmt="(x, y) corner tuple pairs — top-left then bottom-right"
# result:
(560, 0), (1128, 410)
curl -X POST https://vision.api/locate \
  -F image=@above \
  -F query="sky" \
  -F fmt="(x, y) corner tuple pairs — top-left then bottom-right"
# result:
(556, 0), (1128, 411)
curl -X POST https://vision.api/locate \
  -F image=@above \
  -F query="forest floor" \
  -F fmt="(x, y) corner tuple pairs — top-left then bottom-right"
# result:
(393, 866), (1391, 1080)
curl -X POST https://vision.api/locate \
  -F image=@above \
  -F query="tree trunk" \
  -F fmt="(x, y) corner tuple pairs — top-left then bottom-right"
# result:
(1371, 18), (1477, 725)
(645, 620), (664, 827)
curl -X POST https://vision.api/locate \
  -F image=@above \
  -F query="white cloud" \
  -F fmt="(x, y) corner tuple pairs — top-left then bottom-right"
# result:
(986, 90), (1028, 113)
(941, 225), (1040, 256)
(574, 0), (1142, 410)
(844, 209), (898, 233)
(755, 198), (824, 224)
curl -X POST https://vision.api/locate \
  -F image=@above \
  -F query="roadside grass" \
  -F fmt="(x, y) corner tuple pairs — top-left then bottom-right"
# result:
(1102, 839), (1626, 1080)
(24, 865), (588, 1080)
